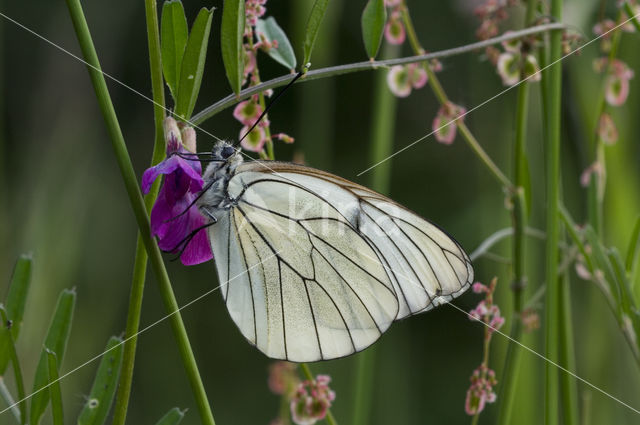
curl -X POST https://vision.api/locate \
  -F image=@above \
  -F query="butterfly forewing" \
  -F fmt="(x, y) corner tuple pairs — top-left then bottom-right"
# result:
(238, 162), (474, 320)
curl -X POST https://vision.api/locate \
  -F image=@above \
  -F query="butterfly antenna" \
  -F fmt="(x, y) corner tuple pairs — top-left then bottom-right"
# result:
(235, 68), (306, 148)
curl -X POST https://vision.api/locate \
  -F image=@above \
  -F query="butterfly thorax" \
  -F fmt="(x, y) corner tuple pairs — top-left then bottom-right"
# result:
(198, 141), (244, 216)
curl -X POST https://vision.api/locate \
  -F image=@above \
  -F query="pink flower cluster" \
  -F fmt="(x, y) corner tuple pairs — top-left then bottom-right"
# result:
(432, 102), (466, 145)
(268, 361), (299, 397)
(474, 0), (518, 41)
(290, 375), (336, 425)
(384, 0), (405, 45)
(464, 364), (498, 415)
(468, 281), (505, 333)
(386, 63), (427, 97)
(495, 34), (541, 86)
(593, 58), (635, 108)
(233, 0), (294, 154)
(267, 363), (335, 425)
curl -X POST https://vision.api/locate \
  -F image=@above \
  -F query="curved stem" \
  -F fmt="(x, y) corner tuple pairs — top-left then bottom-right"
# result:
(111, 0), (167, 423)
(191, 23), (564, 125)
(400, 5), (513, 190)
(64, 1), (215, 424)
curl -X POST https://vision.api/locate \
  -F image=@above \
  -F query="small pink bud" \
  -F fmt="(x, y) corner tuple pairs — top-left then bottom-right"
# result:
(605, 74), (631, 106)
(501, 32), (521, 53)
(233, 100), (263, 126)
(163, 116), (182, 151)
(408, 63), (428, 89)
(384, 16), (406, 45)
(598, 113), (618, 145)
(497, 52), (520, 86)
(386, 65), (412, 97)
(180, 126), (197, 153)
(240, 125), (267, 152)
(580, 161), (603, 187)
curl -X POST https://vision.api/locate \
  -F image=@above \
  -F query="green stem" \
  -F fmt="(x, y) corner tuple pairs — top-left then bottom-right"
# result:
(352, 42), (399, 425)
(299, 363), (338, 425)
(46, 351), (64, 425)
(543, 0), (563, 423)
(400, 5), (513, 190)
(0, 378), (20, 424)
(111, 0), (166, 423)
(0, 307), (25, 425)
(497, 2), (536, 423)
(191, 23), (564, 124)
(64, 1), (215, 424)
(558, 270), (579, 425)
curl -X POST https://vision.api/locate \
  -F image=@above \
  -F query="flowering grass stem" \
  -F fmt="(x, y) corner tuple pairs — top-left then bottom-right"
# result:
(299, 363), (338, 425)
(399, 5), (513, 191)
(543, 0), (564, 423)
(497, 1), (536, 422)
(111, 0), (167, 422)
(191, 23), (564, 126)
(64, 1), (215, 424)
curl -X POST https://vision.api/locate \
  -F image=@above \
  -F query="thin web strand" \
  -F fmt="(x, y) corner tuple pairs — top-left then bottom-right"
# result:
(0, 251), (280, 416)
(356, 12), (640, 177)
(0, 11), (224, 144)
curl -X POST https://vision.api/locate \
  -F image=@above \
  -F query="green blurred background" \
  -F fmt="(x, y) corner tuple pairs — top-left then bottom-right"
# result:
(1, 0), (639, 423)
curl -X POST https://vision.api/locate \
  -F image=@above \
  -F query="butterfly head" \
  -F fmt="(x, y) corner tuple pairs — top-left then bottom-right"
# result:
(202, 140), (243, 182)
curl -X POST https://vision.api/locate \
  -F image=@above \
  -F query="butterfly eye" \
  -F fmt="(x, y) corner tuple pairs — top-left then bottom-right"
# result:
(221, 146), (235, 159)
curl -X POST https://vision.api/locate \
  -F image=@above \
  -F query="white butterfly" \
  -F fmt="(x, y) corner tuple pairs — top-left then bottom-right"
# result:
(197, 141), (473, 362)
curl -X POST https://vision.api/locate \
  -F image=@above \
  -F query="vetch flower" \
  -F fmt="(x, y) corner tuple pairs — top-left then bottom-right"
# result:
(290, 375), (336, 425)
(433, 102), (466, 145)
(598, 112), (618, 144)
(141, 117), (213, 265)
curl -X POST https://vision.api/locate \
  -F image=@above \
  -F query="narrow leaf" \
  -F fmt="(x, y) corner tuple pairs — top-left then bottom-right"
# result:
(175, 7), (214, 119)
(626, 216), (640, 286)
(155, 407), (187, 425)
(30, 288), (76, 425)
(609, 248), (634, 315)
(303, 0), (329, 66)
(161, 0), (189, 100)
(361, 0), (386, 59)
(0, 254), (32, 375)
(46, 350), (64, 425)
(585, 227), (622, 311)
(0, 306), (27, 424)
(220, 0), (245, 94)
(77, 336), (124, 425)
(255, 17), (297, 70)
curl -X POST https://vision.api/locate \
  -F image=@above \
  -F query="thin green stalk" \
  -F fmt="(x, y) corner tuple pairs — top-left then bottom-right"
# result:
(352, 42), (399, 425)
(191, 23), (564, 125)
(587, 12), (623, 235)
(111, 0), (166, 422)
(299, 363), (338, 425)
(558, 270), (579, 425)
(543, 0), (563, 423)
(0, 378), (20, 424)
(497, 2), (536, 423)
(399, 5), (513, 190)
(0, 307), (25, 424)
(46, 351), (64, 425)
(63, 1), (215, 424)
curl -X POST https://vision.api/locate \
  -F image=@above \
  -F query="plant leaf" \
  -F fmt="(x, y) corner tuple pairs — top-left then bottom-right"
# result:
(220, 0), (245, 94)
(0, 306), (27, 423)
(30, 288), (76, 425)
(302, 0), (329, 66)
(161, 0), (189, 100)
(626, 215), (640, 290)
(0, 254), (32, 375)
(46, 350), (64, 425)
(155, 407), (187, 425)
(175, 7), (214, 119)
(255, 17), (297, 70)
(361, 0), (386, 59)
(77, 336), (124, 425)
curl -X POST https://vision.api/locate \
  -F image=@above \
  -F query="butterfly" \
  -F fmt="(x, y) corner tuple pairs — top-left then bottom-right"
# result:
(194, 140), (474, 362)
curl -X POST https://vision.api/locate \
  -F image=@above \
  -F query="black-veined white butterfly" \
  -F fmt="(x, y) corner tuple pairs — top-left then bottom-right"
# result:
(197, 141), (473, 362)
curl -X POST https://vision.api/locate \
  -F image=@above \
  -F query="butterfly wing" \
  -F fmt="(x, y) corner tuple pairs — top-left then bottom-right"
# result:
(208, 168), (399, 362)
(238, 161), (474, 320)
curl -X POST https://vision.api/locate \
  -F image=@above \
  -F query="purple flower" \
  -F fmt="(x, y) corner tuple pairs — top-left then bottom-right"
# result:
(141, 117), (213, 265)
